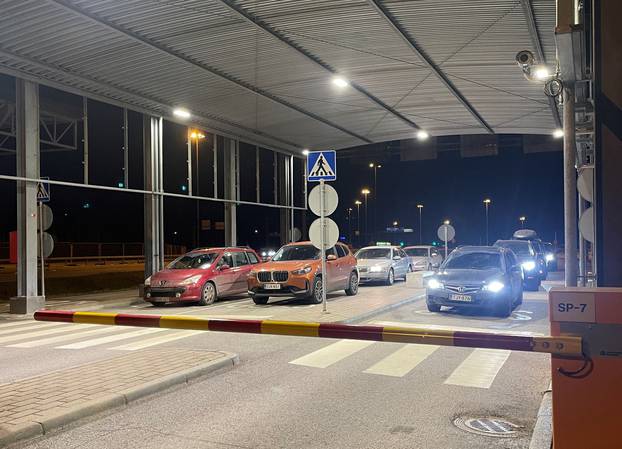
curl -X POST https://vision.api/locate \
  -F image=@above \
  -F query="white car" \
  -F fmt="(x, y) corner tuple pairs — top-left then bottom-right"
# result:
(355, 246), (410, 285)
(403, 245), (443, 271)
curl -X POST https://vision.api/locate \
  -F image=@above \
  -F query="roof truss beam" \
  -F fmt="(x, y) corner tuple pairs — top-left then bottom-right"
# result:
(367, 0), (494, 134)
(47, 0), (372, 144)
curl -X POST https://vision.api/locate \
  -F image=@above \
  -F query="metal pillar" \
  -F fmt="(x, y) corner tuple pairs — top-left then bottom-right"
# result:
(186, 129), (192, 196)
(143, 115), (164, 279)
(82, 97), (89, 184)
(278, 154), (290, 245)
(578, 191), (586, 286)
(563, 86), (578, 287)
(12, 78), (44, 314)
(224, 137), (237, 246)
(123, 108), (129, 188)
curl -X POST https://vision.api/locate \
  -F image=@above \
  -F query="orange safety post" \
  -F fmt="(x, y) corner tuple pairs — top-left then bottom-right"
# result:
(550, 287), (622, 449)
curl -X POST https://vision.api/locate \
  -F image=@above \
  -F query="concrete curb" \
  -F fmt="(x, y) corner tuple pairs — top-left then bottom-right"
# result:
(339, 292), (426, 324)
(1, 352), (239, 448)
(529, 384), (553, 449)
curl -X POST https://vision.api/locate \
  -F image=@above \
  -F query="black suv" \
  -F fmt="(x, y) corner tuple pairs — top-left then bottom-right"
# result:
(494, 240), (541, 291)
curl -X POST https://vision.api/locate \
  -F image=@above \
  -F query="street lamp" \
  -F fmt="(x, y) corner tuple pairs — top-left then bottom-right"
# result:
(355, 200), (362, 245)
(361, 188), (371, 244)
(520, 216), (527, 227)
(393, 221), (398, 227)
(483, 198), (491, 245)
(417, 204), (424, 244)
(190, 130), (205, 247)
(369, 163), (382, 242)
(347, 208), (353, 243)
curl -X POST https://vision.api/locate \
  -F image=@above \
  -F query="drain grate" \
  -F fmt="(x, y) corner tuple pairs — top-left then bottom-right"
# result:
(453, 416), (522, 438)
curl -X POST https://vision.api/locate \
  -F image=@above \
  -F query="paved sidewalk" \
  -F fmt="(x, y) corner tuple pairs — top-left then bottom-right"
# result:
(0, 348), (238, 447)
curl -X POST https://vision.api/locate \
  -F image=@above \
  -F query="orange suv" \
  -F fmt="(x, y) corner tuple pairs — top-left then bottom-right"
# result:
(247, 241), (359, 304)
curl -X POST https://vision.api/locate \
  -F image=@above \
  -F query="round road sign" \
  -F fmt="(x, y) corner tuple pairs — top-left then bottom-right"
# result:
(437, 224), (455, 242)
(577, 167), (594, 203)
(308, 184), (338, 217)
(309, 217), (339, 250)
(291, 227), (302, 242)
(39, 232), (54, 258)
(40, 204), (53, 231)
(579, 206), (594, 243)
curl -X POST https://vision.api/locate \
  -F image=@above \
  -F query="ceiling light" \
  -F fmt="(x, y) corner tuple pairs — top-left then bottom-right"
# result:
(332, 76), (349, 88)
(416, 130), (429, 141)
(553, 128), (564, 138)
(533, 66), (550, 80)
(302, 149), (310, 156)
(173, 108), (191, 119)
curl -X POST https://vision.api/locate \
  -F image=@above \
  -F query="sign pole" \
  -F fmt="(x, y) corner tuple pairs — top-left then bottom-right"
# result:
(39, 201), (45, 298)
(320, 179), (328, 312)
(444, 226), (448, 260)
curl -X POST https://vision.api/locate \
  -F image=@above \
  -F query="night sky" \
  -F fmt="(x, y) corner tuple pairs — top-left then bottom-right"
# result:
(0, 76), (564, 256)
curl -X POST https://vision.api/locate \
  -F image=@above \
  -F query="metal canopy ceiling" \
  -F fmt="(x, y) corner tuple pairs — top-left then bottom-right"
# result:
(0, 0), (559, 152)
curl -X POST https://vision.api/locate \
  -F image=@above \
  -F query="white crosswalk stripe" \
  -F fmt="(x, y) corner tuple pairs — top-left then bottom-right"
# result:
(444, 349), (511, 389)
(57, 328), (166, 349)
(289, 340), (375, 368)
(0, 321), (66, 336)
(110, 330), (203, 351)
(0, 324), (95, 344)
(364, 344), (439, 377)
(7, 326), (120, 348)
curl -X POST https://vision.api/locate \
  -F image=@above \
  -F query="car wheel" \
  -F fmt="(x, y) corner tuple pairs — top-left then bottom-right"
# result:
(493, 296), (513, 317)
(525, 279), (540, 292)
(427, 302), (441, 312)
(516, 288), (524, 305)
(309, 276), (324, 304)
(252, 296), (269, 305)
(345, 272), (359, 296)
(198, 282), (217, 306)
(385, 269), (395, 286)
(408, 264), (413, 273)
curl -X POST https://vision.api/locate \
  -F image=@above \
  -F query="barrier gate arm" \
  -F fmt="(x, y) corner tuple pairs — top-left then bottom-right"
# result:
(34, 310), (583, 357)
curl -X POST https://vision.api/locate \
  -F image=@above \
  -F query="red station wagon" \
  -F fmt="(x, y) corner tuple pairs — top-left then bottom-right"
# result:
(144, 247), (262, 306)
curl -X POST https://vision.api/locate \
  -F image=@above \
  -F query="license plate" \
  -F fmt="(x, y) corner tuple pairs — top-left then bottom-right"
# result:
(263, 283), (281, 290)
(450, 294), (472, 302)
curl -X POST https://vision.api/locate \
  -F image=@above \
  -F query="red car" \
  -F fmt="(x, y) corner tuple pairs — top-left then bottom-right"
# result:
(144, 247), (262, 306)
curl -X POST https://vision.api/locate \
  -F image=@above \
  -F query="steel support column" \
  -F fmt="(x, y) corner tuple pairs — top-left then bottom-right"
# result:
(82, 97), (88, 184)
(12, 78), (44, 314)
(143, 115), (164, 279)
(224, 137), (237, 246)
(278, 154), (291, 245)
(563, 86), (578, 287)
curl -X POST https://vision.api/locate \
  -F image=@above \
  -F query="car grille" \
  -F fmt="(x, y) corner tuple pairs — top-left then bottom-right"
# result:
(358, 267), (368, 273)
(445, 284), (481, 294)
(257, 271), (289, 283)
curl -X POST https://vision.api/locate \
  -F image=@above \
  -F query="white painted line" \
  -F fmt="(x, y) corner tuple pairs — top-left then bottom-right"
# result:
(371, 321), (543, 336)
(0, 324), (94, 344)
(0, 320), (46, 328)
(364, 344), (440, 377)
(0, 321), (66, 336)
(177, 314), (273, 320)
(289, 340), (375, 368)
(444, 349), (511, 389)
(110, 330), (203, 351)
(57, 328), (165, 349)
(8, 326), (119, 348)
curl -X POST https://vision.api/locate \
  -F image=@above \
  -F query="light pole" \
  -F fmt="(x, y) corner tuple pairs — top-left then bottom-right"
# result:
(347, 208), (353, 243)
(519, 216), (526, 227)
(362, 188), (370, 244)
(483, 198), (491, 245)
(369, 163), (381, 241)
(190, 131), (205, 247)
(355, 200), (362, 245)
(443, 219), (450, 259)
(417, 204), (423, 244)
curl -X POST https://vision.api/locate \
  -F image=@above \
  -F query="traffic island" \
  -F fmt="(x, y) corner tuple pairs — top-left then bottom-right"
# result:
(0, 348), (238, 447)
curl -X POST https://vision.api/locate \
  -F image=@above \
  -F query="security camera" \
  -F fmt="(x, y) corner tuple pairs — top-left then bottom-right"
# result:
(516, 50), (535, 67)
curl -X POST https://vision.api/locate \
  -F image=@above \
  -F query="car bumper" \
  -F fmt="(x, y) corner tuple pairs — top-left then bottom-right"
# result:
(426, 289), (510, 308)
(358, 270), (389, 282)
(144, 286), (200, 303)
(248, 276), (311, 298)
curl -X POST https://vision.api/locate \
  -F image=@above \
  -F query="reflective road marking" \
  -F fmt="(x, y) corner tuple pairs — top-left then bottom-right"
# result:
(8, 326), (119, 348)
(444, 349), (511, 389)
(57, 328), (165, 349)
(289, 340), (375, 368)
(364, 344), (439, 377)
(110, 330), (203, 351)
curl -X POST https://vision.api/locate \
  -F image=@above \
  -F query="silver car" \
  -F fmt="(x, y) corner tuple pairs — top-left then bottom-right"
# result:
(355, 246), (410, 285)
(404, 245), (443, 271)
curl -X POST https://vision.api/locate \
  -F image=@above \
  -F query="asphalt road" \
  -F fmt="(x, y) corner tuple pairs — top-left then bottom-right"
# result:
(7, 277), (559, 449)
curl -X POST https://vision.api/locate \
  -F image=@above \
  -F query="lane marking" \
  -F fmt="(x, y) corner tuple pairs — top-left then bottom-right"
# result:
(444, 349), (511, 389)
(364, 344), (439, 377)
(57, 328), (165, 349)
(289, 340), (375, 368)
(0, 324), (94, 344)
(0, 320), (49, 329)
(371, 321), (543, 336)
(0, 321), (66, 336)
(7, 326), (119, 348)
(110, 330), (203, 350)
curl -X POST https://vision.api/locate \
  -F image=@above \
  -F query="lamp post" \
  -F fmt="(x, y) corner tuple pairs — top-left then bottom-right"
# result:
(361, 188), (371, 244)
(369, 163), (381, 242)
(355, 200), (362, 245)
(347, 208), (353, 243)
(417, 204), (423, 244)
(443, 220), (450, 259)
(520, 216), (526, 227)
(483, 198), (491, 245)
(190, 131), (205, 247)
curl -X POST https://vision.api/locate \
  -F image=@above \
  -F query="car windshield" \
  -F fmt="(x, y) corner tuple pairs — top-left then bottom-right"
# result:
(168, 253), (218, 269)
(272, 245), (320, 261)
(495, 241), (534, 256)
(356, 248), (391, 259)
(405, 248), (428, 257)
(443, 252), (501, 270)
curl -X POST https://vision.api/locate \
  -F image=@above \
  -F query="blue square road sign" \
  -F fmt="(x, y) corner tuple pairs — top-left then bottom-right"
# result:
(306, 150), (337, 182)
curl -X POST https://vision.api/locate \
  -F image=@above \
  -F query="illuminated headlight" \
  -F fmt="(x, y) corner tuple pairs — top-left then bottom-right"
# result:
(370, 265), (385, 273)
(292, 266), (312, 275)
(484, 281), (505, 293)
(268, 250), (276, 257)
(180, 275), (203, 286)
(261, 251), (267, 257)
(522, 261), (536, 271)
(427, 278), (443, 289)
(545, 253), (554, 262)
(144, 276), (151, 286)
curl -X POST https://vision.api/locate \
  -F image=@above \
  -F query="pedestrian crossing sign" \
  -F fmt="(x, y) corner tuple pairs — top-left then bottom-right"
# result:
(306, 150), (337, 182)
(36, 178), (50, 203)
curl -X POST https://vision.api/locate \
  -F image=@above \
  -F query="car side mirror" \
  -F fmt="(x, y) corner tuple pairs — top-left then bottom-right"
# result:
(327, 254), (337, 261)
(219, 264), (230, 271)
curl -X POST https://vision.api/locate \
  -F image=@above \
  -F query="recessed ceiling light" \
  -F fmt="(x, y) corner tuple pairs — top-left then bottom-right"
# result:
(302, 149), (310, 155)
(533, 66), (550, 80)
(173, 108), (191, 119)
(416, 130), (429, 140)
(332, 76), (349, 88)
(553, 128), (564, 138)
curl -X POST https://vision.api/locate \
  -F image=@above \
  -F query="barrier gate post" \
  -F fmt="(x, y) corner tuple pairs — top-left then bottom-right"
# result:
(549, 287), (622, 449)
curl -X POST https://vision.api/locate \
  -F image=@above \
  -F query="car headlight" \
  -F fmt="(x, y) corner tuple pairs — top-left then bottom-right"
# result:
(427, 278), (443, 289)
(144, 276), (151, 286)
(484, 281), (505, 293)
(268, 250), (276, 257)
(292, 266), (312, 275)
(369, 265), (386, 272)
(545, 253), (554, 262)
(261, 251), (267, 257)
(180, 274), (203, 286)
(522, 261), (536, 271)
